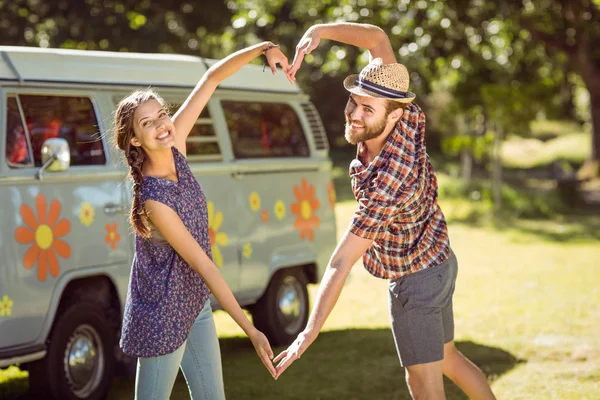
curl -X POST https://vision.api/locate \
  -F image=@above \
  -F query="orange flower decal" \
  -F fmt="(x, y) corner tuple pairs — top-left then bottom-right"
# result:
(328, 181), (336, 209)
(105, 223), (121, 250)
(291, 179), (320, 241)
(261, 210), (269, 223)
(14, 193), (71, 282)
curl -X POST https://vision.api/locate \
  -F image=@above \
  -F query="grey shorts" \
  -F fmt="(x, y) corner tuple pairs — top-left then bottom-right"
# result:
(388, 251), (458, 367)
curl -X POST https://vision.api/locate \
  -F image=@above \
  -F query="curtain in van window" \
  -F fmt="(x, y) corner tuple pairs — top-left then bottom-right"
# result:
(222, 101), (310, 159)
(16, 95), (106, 167)
(5, 97), (31, 166)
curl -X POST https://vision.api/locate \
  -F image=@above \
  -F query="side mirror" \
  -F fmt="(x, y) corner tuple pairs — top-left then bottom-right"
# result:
(36, 138), (70, 180)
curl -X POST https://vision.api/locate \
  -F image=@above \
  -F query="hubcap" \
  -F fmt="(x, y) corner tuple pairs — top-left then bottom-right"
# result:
(63, 324), (104, 398)
(276, 275), (306, 335)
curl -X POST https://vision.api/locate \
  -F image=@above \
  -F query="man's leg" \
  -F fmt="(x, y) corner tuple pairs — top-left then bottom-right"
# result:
(442, 341), (496, 400)
(388, 258), (455, 399)
(405, 360), (445, 400)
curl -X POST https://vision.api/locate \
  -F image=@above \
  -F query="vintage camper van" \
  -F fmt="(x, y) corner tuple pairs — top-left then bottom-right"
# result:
(0, 46), (336, 399)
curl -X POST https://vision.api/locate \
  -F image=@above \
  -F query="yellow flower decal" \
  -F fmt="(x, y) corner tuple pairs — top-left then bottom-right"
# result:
(291, 179), (320, 241)
(243, 243), (253, 259)
(79, 201), (95, 226)
(249, 192), (261, 212)
(274, 200), (286, 220)
(0, 295), (14, 317)
(208, 201), (228, 268)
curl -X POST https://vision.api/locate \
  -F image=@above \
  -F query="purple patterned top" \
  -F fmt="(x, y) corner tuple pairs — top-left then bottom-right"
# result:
(120, 146), (212, 358)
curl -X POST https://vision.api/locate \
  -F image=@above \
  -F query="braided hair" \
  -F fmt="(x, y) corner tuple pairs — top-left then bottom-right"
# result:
(114, 90), (167, 239)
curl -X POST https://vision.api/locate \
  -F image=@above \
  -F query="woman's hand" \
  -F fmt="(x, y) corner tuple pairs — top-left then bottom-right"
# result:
(264, 45), (293, 83)
(248, 328), (277, 378)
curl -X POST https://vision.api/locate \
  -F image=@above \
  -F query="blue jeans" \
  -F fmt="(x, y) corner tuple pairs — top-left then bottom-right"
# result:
(134, 302), (225, 400)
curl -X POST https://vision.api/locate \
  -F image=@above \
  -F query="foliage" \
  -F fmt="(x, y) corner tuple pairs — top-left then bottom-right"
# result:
(0, 0), (598, 159)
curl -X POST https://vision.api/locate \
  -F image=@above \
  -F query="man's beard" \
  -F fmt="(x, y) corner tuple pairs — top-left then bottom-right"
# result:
(344, 114), (388, 145)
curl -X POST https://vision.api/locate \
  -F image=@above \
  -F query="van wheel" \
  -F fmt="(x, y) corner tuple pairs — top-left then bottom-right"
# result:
(251, 269), (309, 346)
(29, 302), (114, 400)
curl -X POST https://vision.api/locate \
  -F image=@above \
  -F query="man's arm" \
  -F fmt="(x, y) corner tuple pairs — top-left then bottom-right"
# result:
(288, 22), (396, 79)
(273, 227), (373, 378)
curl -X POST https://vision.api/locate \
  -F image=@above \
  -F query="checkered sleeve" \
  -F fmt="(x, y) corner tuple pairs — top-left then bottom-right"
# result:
(350, 188), (399, 240)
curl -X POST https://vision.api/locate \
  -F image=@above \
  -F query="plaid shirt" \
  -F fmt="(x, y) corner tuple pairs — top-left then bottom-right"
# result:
(349, 103), (450, 279)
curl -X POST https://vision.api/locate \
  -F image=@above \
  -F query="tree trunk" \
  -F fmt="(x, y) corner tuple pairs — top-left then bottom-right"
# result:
(573, 47), (600, 161)
(492, 112), (504, 214)
(589, 90), (600, 162)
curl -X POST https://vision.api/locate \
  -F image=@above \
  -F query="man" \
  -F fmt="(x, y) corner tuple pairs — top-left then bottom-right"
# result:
(274, 23), (496, 400)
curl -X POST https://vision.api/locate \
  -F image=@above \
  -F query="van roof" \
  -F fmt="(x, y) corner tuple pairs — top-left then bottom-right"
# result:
(0, 46), (300, 93)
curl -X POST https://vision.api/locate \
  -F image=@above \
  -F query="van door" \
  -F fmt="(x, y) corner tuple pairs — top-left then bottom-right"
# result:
(217, 95), (336, 302)
(0, 91), (130, 348)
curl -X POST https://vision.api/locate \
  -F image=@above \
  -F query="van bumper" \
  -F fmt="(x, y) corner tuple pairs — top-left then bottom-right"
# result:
(0, 345), (46, 368)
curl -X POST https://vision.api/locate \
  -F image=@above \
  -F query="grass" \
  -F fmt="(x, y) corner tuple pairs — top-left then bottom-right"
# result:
(2, 198), (599, 399)
(502, 132), (590, 169)
(502, 119), (591, 170)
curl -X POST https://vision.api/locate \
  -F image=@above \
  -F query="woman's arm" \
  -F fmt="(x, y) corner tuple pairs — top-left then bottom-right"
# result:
(172, 42), (291, 153)
(145, 200), (276, 377)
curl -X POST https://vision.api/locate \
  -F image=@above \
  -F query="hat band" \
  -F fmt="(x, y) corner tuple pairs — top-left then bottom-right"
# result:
(357, 77), (411, 99)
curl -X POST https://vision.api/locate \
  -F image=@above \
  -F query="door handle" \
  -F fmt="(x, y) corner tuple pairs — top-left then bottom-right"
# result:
(104, 203), (127, 214)
(231, 172), (244, 180)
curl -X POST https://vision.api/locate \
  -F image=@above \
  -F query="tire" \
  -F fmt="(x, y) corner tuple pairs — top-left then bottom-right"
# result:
(251, 268), (309, 346)
(29, 302), (115, 400)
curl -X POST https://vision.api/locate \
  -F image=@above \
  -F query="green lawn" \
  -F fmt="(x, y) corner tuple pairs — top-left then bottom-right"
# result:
(2, 200), (599, 399)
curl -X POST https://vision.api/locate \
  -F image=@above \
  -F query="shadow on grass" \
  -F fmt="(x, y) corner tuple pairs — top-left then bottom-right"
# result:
(3, 328), (520, 400)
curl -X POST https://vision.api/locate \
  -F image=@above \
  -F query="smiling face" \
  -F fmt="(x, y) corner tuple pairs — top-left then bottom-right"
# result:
(130, 99), (175, 151)
(344, 94), (403, 145)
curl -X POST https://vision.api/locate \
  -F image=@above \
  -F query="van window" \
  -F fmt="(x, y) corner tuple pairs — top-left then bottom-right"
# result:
(222, 101), (309, 159)
(5, 96), (32, 166)
(7, 95), (105, 167)
(171, 105), (222, 163)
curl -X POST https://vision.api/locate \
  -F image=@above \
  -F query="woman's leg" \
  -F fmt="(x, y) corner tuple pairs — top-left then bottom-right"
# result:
(135, 342), (187, 400)
(180, 301), (226, 400)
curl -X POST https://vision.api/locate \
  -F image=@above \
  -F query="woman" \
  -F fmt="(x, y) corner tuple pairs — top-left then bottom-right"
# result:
(114, 41), (289, 399)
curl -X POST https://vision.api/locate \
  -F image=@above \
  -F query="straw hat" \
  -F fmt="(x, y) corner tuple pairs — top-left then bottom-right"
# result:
(343, 58), (416, 103)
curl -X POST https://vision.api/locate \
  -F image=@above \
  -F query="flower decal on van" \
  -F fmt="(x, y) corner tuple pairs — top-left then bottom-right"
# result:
(105, 223), (121, 250)
(274, 200), (286, 220)
(261, 210), (269, 223)
(14, 193), (71, 281)
(79, 201), (95, 226)
(328, 181), (336, 209)
(0, 295), (13, 317)
(291, 179), (320, 241)
(243, 243), (253, 259)
(249, 192), (261, 212)
(208, 201), (228, 268)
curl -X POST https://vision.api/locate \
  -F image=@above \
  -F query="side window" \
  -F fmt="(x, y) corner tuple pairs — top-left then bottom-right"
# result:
(13, 95), (105, 167)
(171, 105), (222, 162)
(222, 101), (309, 159)
(5, 97), (32, 166)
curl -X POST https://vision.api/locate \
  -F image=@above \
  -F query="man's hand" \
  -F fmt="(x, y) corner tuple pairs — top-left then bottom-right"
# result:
(273, 331), (315, 379)
(288, 27), (321, 81)
(248, 328), (277, 378)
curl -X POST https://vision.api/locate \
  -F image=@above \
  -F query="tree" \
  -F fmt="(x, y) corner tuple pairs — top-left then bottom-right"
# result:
(0, 0), (234, 56)
(228, 0), (579, 151)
